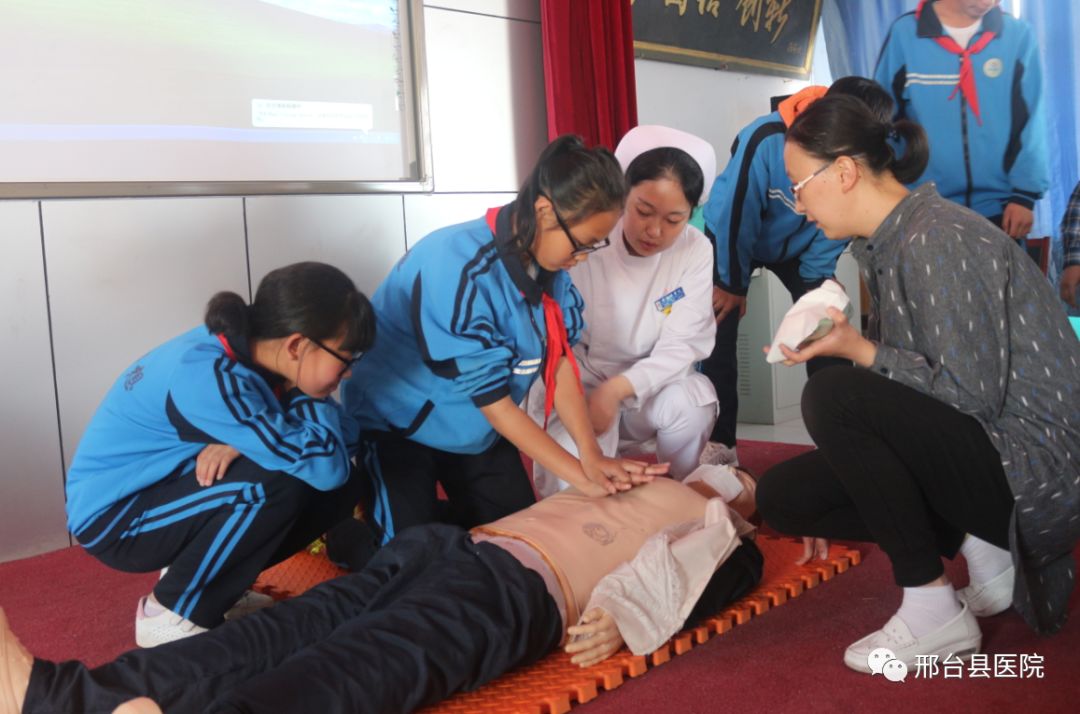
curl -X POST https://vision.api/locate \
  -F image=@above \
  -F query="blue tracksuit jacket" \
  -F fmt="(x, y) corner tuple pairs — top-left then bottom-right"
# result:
(703, 105), (847, 295)
(342, 204), (584, 454)
(65, 327), (355, 534)
(874, 2), (1048, 217)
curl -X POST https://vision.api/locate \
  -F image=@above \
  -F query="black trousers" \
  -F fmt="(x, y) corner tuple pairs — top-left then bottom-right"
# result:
(700, 256), (847, 446)
(25, 526), (763, 714)
(360, 432), (536, 545)
(757, 366), (1015, 587)
(27, 525), (561, 714)
(77, 458), (364, 627)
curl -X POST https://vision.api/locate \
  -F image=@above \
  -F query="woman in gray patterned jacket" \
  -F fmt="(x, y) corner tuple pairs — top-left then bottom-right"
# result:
(756, 94), (1080, 673)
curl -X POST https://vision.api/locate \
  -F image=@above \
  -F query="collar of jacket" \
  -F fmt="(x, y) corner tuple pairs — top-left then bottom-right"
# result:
(489, 202), (557, 306)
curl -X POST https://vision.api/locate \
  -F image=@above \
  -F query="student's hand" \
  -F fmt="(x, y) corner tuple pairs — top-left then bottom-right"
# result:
(565, 608), (625, 667)
(796, 536), (830, 565)
(768, 307), (876, 367)
(578, 455), (663, 496)
(713, 286), (747, 324)
(1002, 202), (1034, 239)
(1060, 265), (1080, 308)
(195, 445), (241, 486)
(619, 459), (668, 485)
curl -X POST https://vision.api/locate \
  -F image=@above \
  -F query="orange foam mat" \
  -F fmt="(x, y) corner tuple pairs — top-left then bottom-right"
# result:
(252, 536), (860, 714)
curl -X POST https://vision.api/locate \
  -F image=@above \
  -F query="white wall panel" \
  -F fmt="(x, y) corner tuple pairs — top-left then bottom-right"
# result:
(424, 0), (539, 22)
(635, 59), (809, 175)
(43, 198), (248, 471)
(425, 6), (547, 192)
(245, 195), (406, 297)
(0, 202), (69, 562)
(403, 192), (515, 249)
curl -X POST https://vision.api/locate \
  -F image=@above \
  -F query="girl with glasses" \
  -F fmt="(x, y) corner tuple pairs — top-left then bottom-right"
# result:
(64, 262), (375, 647)
(757, 94), (1080, 672)
(339, 135), (667, 559)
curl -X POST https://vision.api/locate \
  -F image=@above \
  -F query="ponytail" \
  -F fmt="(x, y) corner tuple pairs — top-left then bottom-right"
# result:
(511, 134), (626, 255)
(787, 95), (928, 184)
(888, 119), (930, 185)
(205, 262), (376, 353)
(205, 292), (250, 337)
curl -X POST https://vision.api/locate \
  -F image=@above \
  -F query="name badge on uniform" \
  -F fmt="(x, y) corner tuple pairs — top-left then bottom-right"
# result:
(654, 287), (685, 315)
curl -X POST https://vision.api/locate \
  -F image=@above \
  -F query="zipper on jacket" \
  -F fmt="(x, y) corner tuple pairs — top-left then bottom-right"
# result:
(960, 88), (974, 208)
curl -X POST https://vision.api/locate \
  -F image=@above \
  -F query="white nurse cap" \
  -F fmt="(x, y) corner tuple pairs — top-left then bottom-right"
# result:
(614, 125), (717, 205)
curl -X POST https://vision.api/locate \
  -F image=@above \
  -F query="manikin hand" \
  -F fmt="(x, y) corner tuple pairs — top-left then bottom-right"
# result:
(565, 608), (625, 667)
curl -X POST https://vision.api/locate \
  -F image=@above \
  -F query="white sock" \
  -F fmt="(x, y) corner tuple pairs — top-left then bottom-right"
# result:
(896, 584), (963, 638)
(960, 535), (1012, 586)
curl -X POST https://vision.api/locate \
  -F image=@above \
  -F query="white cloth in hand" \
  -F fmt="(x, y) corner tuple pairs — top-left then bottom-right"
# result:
(766, 280), (851, 364)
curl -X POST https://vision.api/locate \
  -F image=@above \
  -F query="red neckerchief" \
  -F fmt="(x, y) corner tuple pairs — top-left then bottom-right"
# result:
(916, 0), (996, 125)
(539, 292), (582, 428)
(216, 333), (238, 360)
(486, 206), (583, 427)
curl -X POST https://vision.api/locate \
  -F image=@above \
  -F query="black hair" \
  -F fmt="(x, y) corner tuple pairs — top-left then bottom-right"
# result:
(205, 261), (375, 354)
(625, 146), (705, 208)
(825, 75), (895, 124)
(510, 134), (627, 255)
(786, 95), (929, 185)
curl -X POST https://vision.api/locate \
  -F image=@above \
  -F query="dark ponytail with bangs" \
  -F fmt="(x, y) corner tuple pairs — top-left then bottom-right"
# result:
(205, 262), (375, 354)
(510, 134), (627, 255)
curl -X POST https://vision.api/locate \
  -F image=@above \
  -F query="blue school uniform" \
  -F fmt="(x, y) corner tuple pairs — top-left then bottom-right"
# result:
(66, 327), (356, 536)
(874, 2), (1048, 218)
(702, 108), (846, 294)
(342, 204), (585, 454)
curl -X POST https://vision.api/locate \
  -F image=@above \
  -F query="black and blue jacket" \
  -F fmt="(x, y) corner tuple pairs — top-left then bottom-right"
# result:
(342, 204), (584, 454)
(703, 88), (847, 294)
(875, 2), (1048, 218)
(65, 327), (356, 535)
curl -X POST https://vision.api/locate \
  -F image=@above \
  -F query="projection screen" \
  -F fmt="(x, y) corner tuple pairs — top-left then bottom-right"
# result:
(0, 0), (431, 197)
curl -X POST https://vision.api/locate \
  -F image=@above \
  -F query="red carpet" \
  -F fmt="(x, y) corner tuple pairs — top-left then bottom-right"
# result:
(1, 439), (1077, 713)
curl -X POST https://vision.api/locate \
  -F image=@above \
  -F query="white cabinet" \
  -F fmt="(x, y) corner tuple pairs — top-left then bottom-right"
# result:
(735, 249), (861, 424)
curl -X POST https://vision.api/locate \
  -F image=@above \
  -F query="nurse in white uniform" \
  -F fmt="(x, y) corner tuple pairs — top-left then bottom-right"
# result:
(531, 126), (719, 497)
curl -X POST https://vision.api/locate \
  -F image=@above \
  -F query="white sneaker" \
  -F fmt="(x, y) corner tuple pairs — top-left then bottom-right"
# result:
(956, 566), (1014, 617)
(699, 441), (738, 466)
(224, 590), (275, 621)
(134, 597), (207, 648)
(843, 601), (981, 673)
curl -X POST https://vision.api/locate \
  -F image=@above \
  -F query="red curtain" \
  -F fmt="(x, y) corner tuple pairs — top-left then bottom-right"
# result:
(540, 0), (638, 150)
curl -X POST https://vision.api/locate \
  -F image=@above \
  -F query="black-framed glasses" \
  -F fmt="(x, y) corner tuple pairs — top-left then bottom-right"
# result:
(542, 193), (611, 256)
(308, 337), (364, 375)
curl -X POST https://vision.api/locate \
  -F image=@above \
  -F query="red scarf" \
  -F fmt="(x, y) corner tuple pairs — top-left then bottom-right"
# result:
(217, 333), (238, 360)
(540, 292), (582, 428)
(916, 0), (997, 125)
